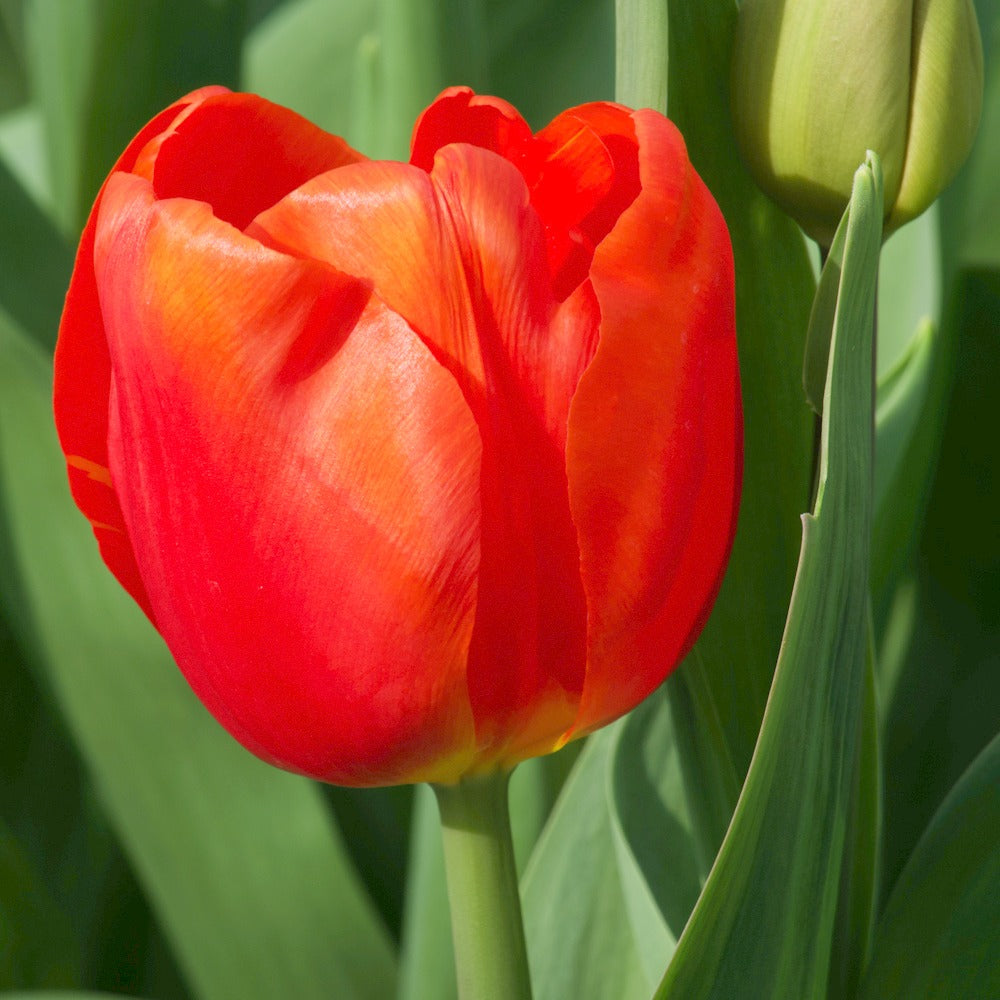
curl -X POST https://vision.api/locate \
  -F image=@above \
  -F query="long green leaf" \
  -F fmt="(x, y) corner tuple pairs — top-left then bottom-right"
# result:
(26, 0), (245, 235)
(826, 624), (880, 1000)
(22, 0), (95, 234)
(521, 730), (649, 1000)
(878, 24), (1000, 887)
(377, 0), (488, 159)
(0, 155), (72, 350)
(397, 786), (456, 1000)
(0, 317), (396, 1000)
(665, 0), (816, 779)
(242, 0), (378, 145)
(859, 731), (1000, 999)
(871, 317), (938, 604)
(0, 819), (78, 989)
(3, 994), (142, 1000)
(607, 658), (740, 984)
(802, 205), (849, 415)
(656, 154), (883, 999)
(487, 0), (615, 126)
(3, 994), (143, 1000)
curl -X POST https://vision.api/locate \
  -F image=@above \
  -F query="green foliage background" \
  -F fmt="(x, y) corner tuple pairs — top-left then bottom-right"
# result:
(0, 1), (997, 998)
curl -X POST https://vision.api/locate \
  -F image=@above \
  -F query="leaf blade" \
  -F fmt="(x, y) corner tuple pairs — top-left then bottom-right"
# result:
(0, 317), (397, 1000)
(655, 155), (883, 999)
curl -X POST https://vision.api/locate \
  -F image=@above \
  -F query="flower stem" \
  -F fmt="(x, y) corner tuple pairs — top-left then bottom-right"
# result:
(433, 771), (533, 1000)
(615, 0), (669, 112)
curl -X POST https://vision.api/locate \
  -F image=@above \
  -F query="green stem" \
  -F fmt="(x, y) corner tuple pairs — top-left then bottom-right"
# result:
(433, 771), (532, 1000)
(615, 0), (669, 111)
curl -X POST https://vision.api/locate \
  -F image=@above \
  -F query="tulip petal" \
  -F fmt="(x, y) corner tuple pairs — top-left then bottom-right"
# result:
(138, 92), (365, 231)
(252, 147), (598, 765)
(54, 87), (229, 620)
(411, 89), (642, 301)
(567, 109), (742, 739)
(91, 171), (485, 786)
(409, 86), (534, 174)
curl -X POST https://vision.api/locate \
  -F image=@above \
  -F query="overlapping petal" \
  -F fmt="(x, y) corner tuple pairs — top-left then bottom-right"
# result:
(90, 170), (483, 786)
(566, 109), (741, 738)
(55, 87), (366, 621)
(251, 144), (599, 766)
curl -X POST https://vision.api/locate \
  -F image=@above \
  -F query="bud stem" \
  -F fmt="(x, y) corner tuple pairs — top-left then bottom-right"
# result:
(615, 0), (669, 112)
(433, 771), (533, 1000)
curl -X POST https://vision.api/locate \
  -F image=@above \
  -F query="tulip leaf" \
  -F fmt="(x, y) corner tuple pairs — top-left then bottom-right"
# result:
(655, 155), (882, 999)
(826, 626), (881, 1000)
(871, 316), (939, 603)
(2, 995), (142, 1000)
(606, 688), (713, 985)
(0, 154), (72, 351)
(614, 0), (669, 113)
(859, 730), (1000, 1000)
(0, 599), (183, 996)
(803, 205), (850, 415)
(397, 786), (456, 1000)
(876, 207), (940, 378)
(664, 0), (816, 780)
(0, 819), (79, 989)
(0, 2), (28, 113)
(25, 0), (244, 234)
(876, 24), (1000, 892)
(0, 102), (51, 212)
(0, 316), (396, 1000)
(521, 730), (649, 1000)
(487, 0), (615, 127)
(377, 0), (489, 160)
(607, 656), (741, 984)
(22, 0), (95, 234)
(243, 0), (378, 146)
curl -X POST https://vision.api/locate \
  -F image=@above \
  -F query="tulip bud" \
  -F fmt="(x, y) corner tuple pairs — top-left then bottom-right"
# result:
(732, 0), (983, 245)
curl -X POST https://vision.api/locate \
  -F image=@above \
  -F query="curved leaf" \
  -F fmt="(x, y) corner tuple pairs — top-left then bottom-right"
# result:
(521, 730), (648, 1000)
(0, 316), (396, 1000)
(665, 0), (816, 778)
(656, 155), (882, 999)
(860, 731), (1000, 1000)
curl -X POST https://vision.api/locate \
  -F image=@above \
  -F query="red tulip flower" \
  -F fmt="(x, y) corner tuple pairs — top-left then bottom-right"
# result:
(54, 86), (741, 787)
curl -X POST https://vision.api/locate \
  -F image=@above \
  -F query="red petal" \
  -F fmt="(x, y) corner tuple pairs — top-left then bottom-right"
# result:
(410, 86), (534, 173)
(412, 90), (642, 301)
(567, 109), (742, 739)
(92, 172), (485, 786)
(541, 103), (641, 268)
(253, 146), (599, 765)
(141, 92), (365, 231)
(54, 87), (228, 620)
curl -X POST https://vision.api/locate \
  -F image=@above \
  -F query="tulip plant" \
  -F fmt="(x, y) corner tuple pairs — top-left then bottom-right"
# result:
(0, 1), (997, 999)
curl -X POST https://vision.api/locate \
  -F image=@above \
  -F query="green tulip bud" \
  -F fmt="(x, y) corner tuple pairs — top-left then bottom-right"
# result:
(732, 0), (983, 245)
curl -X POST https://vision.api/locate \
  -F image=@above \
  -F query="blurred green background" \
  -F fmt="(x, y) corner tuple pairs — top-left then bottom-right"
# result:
(1, 1), (997, 998)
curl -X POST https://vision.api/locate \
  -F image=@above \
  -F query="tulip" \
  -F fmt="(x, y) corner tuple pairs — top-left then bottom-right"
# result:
(54, 86), (741, 787)
(732, 0), (983, 245)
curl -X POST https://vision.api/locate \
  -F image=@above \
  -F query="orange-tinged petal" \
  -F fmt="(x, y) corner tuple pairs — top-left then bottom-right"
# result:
(92, 171), (484, 785)
(409, 86), (534, 173)
(412, 89), (642, 301)
(141, 91), (365, 230)
(252, 145), (599, 765)
(567, 109), (742, 739)
(54, 87), (228, 620)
